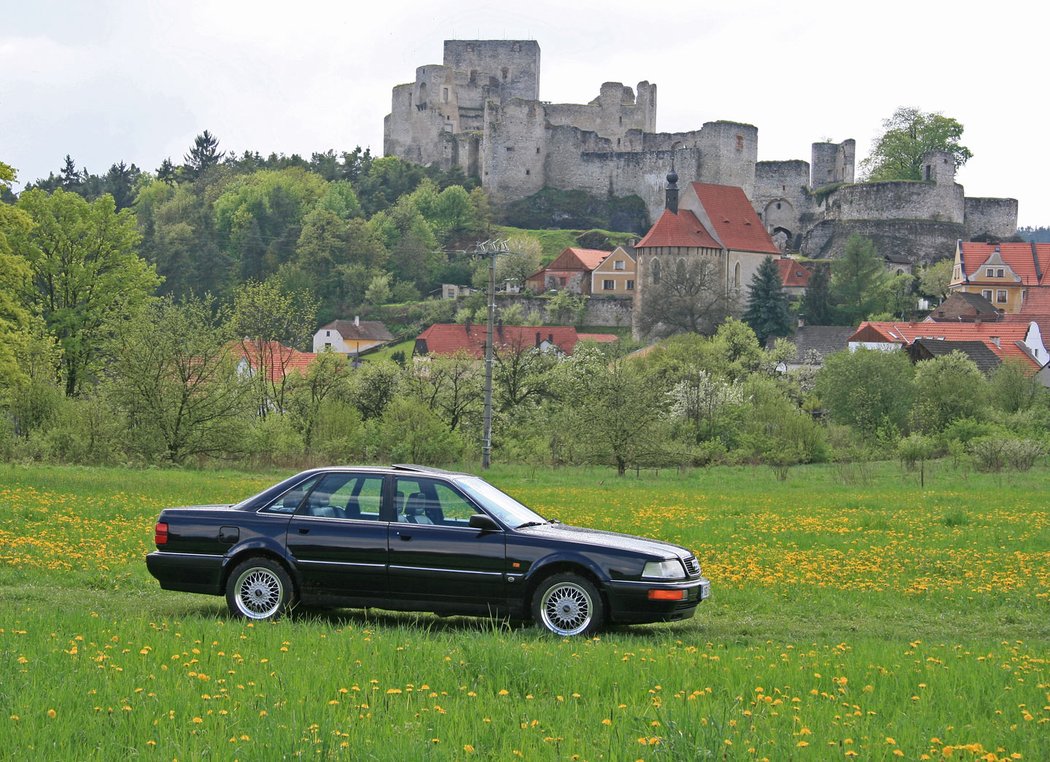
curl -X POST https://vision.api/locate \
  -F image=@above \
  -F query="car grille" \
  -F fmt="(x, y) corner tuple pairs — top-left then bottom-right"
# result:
(683, 556), (701, 577)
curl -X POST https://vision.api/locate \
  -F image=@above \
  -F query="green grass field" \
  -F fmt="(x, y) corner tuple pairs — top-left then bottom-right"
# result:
(0, 461), (1047, 760)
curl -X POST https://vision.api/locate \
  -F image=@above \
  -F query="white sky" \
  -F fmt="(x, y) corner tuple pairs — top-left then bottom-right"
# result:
(2, 0), (1046, 227)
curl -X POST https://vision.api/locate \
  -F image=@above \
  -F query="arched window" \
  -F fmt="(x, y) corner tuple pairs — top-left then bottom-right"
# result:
(734, 262), (741, 288)
(651, 258), (661, 284)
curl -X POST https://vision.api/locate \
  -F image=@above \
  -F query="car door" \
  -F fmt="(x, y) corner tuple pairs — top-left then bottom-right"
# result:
(285, 472), (389, 600)
(387, 476), (507, 606)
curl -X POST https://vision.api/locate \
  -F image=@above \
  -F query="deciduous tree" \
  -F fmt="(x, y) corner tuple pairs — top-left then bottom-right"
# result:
(13, 189), (160, 396)
(860, 107), (972, 182)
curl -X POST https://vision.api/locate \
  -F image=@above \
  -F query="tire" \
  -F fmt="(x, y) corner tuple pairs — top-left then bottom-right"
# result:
(226, 558), (295, 621)
(531, 572), (604, 636)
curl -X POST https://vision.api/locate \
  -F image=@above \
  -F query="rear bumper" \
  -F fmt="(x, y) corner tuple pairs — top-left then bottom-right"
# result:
(605, 576), (710, 624)
(146, 551), (225, 595)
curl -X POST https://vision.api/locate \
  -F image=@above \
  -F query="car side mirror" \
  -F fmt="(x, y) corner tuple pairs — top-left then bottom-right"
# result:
(468, 514), (500, 531)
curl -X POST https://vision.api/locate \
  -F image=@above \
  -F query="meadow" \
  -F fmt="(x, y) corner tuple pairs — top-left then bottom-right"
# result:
(0, 461), (1047, 760)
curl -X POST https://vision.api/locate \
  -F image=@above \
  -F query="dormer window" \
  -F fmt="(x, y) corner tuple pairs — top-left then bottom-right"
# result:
(614, 260), (625, 271)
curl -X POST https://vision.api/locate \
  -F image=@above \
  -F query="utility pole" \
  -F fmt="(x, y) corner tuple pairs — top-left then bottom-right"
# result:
(478, 239), (509, 469)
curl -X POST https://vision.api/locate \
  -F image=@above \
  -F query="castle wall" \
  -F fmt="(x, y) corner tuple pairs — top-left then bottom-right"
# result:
(964, 197), (1019, 239)
(754, 160), (813, 246)
(811, 140), (855, 186)
(442, 40), (540, 103)
(693, 121), (757, 197)
(825, 181), (965, 225)
(545, 82), (657, 140)
(481, 99), (548, 201)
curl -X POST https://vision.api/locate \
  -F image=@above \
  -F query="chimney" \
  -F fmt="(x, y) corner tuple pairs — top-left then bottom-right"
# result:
(665, 167), (679, 214)
(354, 315), (360, 327)
(535, 331), (541, 347)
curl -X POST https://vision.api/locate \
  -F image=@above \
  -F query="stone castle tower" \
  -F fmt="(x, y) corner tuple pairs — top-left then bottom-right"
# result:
(385, 40), (1019, 265)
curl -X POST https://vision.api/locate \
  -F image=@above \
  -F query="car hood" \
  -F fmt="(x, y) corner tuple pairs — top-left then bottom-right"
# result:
(517, 522), (692, 560)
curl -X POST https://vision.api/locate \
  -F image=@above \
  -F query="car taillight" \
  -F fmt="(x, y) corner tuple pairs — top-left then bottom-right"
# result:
(155, 522), (169, 546)
(648, 589), (687, 601)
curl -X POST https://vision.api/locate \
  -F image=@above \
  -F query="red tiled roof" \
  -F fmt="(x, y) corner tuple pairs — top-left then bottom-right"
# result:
(235, 340), (318, 382)
(959, 242), (1050, 286)
(775, 257), (812, 288)
(635, 208), (720, 249)
(542, 247), (610, 272)
(848, 321), (1040, 366)
(414, 324), (597, 358)
(691, 183), (780, 254)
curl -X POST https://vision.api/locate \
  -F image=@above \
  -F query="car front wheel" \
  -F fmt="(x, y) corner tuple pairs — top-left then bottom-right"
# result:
(532, 573), (604, 636)
(226, 558), (295, 620)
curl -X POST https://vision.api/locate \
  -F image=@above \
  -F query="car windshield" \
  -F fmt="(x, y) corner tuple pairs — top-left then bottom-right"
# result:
(455, 476), (548, 528)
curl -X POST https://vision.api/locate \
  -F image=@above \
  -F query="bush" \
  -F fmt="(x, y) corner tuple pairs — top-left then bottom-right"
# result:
(375, 397), (464, 465)
(968, 437), (1046, 473)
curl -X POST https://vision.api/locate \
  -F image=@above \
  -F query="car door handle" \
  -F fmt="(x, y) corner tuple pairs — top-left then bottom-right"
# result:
(298, 527), (310, 534)
(398, 533), (413, 541)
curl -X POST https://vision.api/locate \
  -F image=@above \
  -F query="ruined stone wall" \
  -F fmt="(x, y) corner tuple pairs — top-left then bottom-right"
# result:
(754, 160), (813, 246)
(494, 294), (633, 327)
(964, 197), (1019, 239)
(545, 82), (656, 140)
(811, 140), (855, 186)
(442, 40), (540, 103)
(824, 181), (965, 225)
(481, 99), (547, 201)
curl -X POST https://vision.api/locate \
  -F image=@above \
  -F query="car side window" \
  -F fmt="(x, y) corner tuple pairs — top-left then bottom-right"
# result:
(261, 475), (321, 514)
(299, 473), (384, 521)
(395, 477), (477, 527)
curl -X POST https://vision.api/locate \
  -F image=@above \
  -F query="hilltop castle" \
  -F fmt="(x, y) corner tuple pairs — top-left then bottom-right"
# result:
(384, 40), (1018, 263)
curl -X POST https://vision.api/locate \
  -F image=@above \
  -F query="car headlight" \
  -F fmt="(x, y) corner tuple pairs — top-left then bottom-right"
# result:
(641, 559), (686, 580)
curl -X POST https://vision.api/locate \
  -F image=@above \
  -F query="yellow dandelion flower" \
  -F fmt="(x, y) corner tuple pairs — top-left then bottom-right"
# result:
(46, 709), (57, 719)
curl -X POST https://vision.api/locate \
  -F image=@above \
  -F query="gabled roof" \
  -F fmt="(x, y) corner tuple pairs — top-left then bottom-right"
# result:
(635, 208), (721, 249)
(775, 257), (812, 288)
(235, 340), (318, 382)
(908, 338), (1002, 374)
(545, 247), (610, 272)
(849, 320), (1039, 366)
(958, 242), (1050, 286)
(690, 183), (780, 255)
(414, 324), (601, 358)
(787, 325), (854, 359)
(928, 291), (1001, 320)
(320, 319), (394, 342)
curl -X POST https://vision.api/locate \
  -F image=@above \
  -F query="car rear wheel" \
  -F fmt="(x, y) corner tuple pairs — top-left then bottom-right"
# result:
(532, 573), (604, 636)
(226, 558), (295, 620)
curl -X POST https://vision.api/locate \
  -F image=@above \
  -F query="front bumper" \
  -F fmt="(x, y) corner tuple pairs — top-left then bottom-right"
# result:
(605, 575), (711, 624)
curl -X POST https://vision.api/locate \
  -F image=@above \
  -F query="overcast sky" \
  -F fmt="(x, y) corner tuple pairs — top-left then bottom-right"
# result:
(3, 0), (1046, 226)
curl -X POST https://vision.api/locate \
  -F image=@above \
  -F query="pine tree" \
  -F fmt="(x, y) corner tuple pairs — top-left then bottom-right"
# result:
(743, 256), (792, 345)
(59, 154), (81, 190)
(800, 262), (833, 324)
(183, 130), (225, 179)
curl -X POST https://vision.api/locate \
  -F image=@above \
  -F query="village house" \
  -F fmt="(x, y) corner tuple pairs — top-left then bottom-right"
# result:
(526, 247), (622, 295)
(313, 317), (394, 357)
(847, 319), (1049, 375)
(949, 241), (1050, 314)
(414, 323), (618, 358)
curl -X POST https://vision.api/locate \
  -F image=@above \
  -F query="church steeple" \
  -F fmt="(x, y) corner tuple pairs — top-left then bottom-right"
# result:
(665, 164), (679, 214)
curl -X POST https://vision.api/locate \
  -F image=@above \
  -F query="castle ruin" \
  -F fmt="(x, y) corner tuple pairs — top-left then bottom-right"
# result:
(384, 40), (1018, 264)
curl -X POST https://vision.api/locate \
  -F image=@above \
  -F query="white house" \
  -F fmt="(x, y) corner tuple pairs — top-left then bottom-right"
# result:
(313, 317), (394, 357)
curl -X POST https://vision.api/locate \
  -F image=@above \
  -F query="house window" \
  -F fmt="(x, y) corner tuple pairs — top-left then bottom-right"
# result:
(603, 279), (615, 290)
(997, 290), (1008, 303)
(626, 280), (634, 290)
(996, 268), (1004, 277)
(614, 260), (625, 271)
(986, 268), (995, 277)
(982, 289), (993, 300)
